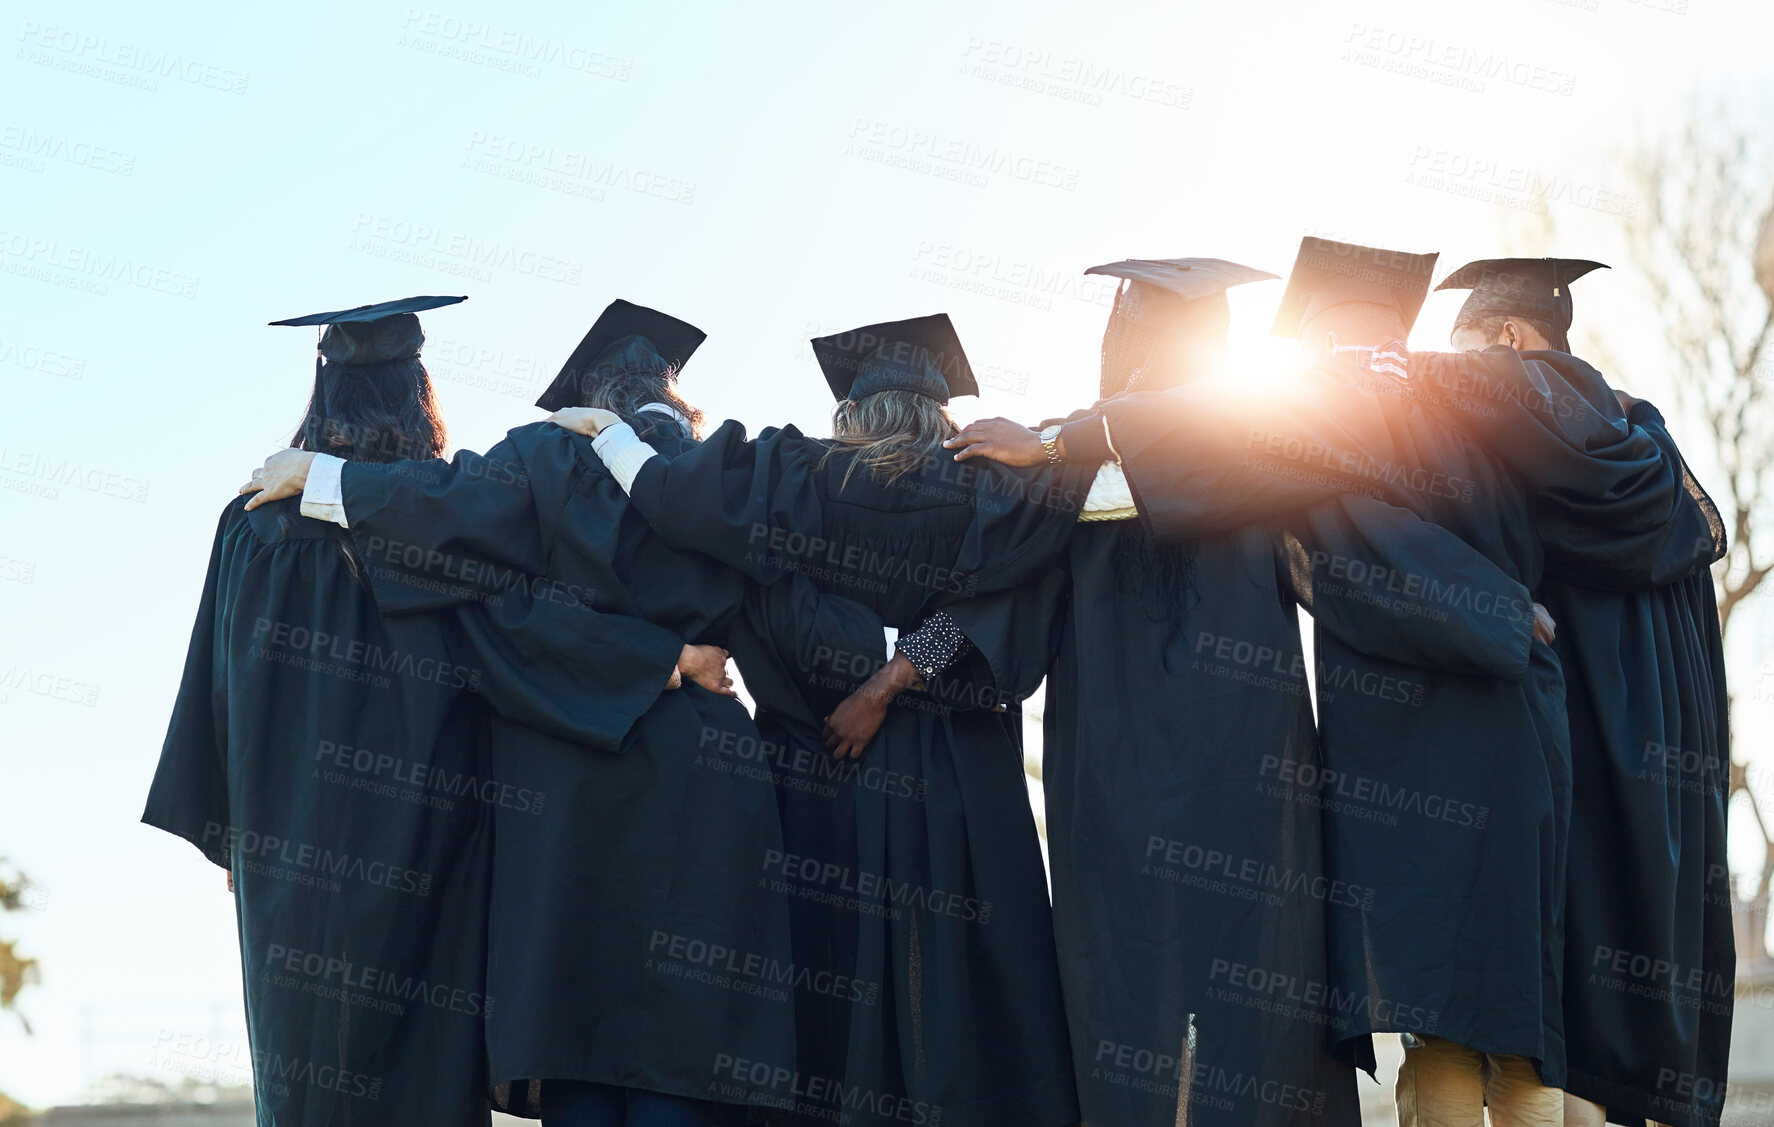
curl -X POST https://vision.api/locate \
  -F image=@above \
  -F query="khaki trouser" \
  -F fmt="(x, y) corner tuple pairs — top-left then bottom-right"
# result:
(1561, 1091), (1673, 1127)
(1395, 1035), (1562, 1127)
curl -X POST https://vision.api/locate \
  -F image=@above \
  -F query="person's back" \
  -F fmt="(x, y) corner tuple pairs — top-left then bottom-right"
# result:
(146, 297), (497, 1127)
(567, 314), (1082, 1127)
(1418, 259), (1735, 1125)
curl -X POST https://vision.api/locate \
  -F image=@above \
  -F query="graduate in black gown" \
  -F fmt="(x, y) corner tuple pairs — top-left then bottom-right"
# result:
(1418, 258), (1731, 1127)
(553, 315), (1081, 1127)
(949, 238), (1591, 1123)
(894, 257), (1556, 1127)
(147, 296), (515, 1127)
(243, 301), (886, 1127)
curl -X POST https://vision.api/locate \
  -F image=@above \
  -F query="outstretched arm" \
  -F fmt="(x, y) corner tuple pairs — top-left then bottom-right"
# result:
(1281, 495), (1540, 683)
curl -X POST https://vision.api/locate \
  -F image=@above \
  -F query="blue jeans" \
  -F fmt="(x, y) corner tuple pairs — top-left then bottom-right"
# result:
(540, 1079), (722, 1127)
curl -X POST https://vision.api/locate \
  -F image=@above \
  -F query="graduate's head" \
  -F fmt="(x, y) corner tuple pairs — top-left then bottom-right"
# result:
(1270, 238), (1437, 356)
(566, 335), (705, 439)
(270, 297), (466, 463)
(1448, 313), (1555, 353)
(814, 314), (973, 485)
(1088, 258), (1277, 396)
(1297, 301), (1410, 357)
(296, 355), (447, 463)
(536, 300), (708, 438)
(1438, 257), (1607, 354)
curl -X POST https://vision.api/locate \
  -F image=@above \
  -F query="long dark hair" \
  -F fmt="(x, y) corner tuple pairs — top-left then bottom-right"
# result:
(293, 357), (448, 463)
(1099, 283), (1230, 398)
(286, 357), (447, 579)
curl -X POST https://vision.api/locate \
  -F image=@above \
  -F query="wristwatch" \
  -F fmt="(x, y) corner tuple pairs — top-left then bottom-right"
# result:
(1039, 424), (1064, 464)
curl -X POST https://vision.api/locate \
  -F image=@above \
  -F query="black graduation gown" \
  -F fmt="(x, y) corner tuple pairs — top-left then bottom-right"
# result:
(622, 421), (1082, 1127)
(937, 437), (1539, 1126)
(145, 496), (500, 1127)
(332, 419), (824, 1117)
(1409, 349), (1733, 1127)
(1093, 363), (1574, 1081)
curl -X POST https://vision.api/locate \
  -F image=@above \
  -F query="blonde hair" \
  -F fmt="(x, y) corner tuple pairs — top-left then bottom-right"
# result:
(819, 390), (958, 488)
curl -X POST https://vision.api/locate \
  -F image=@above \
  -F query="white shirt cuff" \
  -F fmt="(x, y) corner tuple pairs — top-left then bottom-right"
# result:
(299, 452), (350, 527)
(1081, 461), (1135, 512)
(591, 422), (660, 495)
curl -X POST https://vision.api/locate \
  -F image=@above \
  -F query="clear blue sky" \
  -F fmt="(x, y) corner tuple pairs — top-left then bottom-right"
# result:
(2, 0), (1769, 1107)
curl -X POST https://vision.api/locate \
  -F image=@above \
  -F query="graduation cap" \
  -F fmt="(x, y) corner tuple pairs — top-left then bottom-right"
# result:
(1084, 257), (1278, 302)
(1270, 238), (1439, 338)
(1086, 258), (1276, 395)
(270, 295), (466, 366)
(534, 299), (707, 412)
(1435, 257), (1608, 350)
(811, 314), (976, 403)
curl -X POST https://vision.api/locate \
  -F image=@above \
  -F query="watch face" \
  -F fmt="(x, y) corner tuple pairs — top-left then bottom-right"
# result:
(1041, 425), (1061, 441)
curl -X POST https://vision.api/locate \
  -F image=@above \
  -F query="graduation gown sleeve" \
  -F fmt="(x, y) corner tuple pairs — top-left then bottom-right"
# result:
(1091, 366), (1401, 542)
(1408, 349), (1725, 590)
(337, 437), (686, 752)
(1281, 495), (1535, 682)
(624, 420), (826, 585)
(141, 504), (235, 866)
(726, 574), (890, 731)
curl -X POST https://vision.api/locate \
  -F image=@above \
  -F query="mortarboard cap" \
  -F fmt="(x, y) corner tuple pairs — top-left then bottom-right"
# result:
(1270, 238), (1439, 338)
(534, 299), (706, 412)
(1084, 257), (1278, 302)
(270, 295), (466, 366)
(812, 314), (976, 404)
(1436, 257), (1608, 350)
